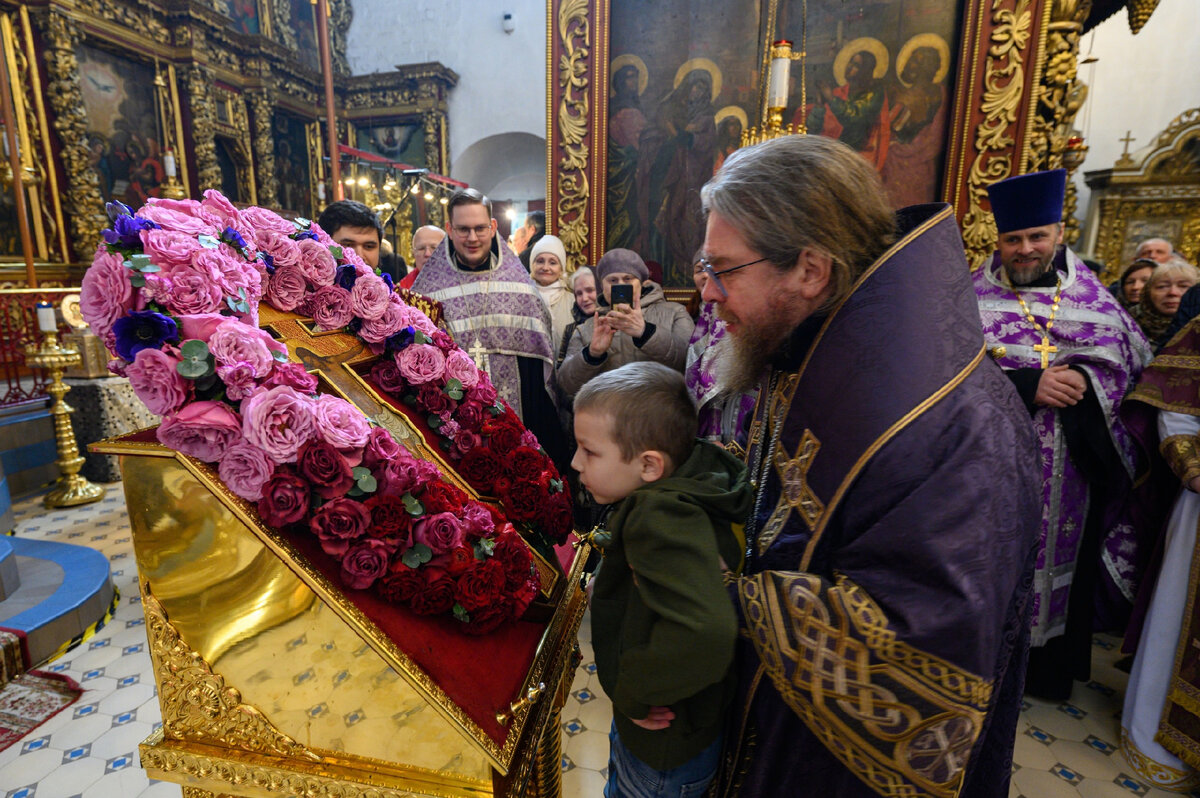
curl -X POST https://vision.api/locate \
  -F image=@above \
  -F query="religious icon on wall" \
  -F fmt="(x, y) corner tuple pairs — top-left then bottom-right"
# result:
(354, 122), (425, 166)
(274, 113), (312, 215)
(779, 0), (960, 210)
(213, 0), (261, 35)
(286, 0), (320, 72)
(77, 44), (168, 207)
(603, 0), (962, 289)
(605, 0), (760, 288)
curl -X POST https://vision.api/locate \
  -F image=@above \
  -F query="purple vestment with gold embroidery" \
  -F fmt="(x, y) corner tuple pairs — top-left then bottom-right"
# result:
(972, 250), (1152, 645)
(718, 205), (1041, 797)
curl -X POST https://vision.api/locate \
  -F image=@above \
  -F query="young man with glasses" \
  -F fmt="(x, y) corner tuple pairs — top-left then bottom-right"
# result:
(699, 134), (1041, 798)
(410, 188), (566, 467)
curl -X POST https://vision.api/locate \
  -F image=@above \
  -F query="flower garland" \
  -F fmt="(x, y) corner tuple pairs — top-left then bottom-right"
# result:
(80, 190), (571, 634)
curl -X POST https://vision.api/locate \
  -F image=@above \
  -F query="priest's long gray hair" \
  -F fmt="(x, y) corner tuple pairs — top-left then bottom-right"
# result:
(700, 135), (896, 311)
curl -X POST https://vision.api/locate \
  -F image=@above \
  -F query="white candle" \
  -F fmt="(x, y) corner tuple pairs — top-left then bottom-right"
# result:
(768, 54), (791, 109)
(317, 182), (326, 201)
(164, 150), (177, 179)
(36, 302), (56, 333)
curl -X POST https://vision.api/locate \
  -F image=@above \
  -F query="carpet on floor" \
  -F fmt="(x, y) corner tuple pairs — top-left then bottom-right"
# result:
(0, 670), (82, 751)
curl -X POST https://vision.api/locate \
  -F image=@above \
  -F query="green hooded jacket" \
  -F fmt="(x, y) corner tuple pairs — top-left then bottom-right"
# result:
(590, 440), (751, 770)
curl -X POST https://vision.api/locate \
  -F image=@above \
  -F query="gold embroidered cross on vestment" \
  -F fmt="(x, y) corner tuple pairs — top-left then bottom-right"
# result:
(773, 429), (823, 530)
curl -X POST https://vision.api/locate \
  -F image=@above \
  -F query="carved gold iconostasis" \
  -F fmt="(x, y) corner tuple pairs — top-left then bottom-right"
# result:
(0, 0), (455, 280)
(547, 0), (1118, 288)
(1084, 108), (1200, 284)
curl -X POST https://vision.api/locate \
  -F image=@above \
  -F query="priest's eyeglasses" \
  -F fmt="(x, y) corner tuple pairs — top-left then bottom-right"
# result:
(699, 256), (770, 298)
(452, 225), (492, 239)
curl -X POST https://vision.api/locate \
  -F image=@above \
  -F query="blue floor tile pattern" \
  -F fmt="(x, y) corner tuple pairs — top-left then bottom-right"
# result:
(2, 484), (1198, 798)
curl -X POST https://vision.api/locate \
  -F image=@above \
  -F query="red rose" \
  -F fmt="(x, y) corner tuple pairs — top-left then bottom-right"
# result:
(363, 426), (401, 468)
(483, 413), (523, 454)
(493, 476), (512, 496)
(538, 491), (574, 543)
(454, 429), (482, 456)
(453, 400), (486, 432)
(409, 566), (456, 615)
(431, 329), (456, 353)
(257, 470), (310, 527)
(364, 494), (412, 542)
(309, 497), (370, 557)
(435, 545), (475, 577)
(418, 383), (453, 414)
(454, 559), (506, 612)
(340, 539), (390, 590)
(298, 440), (354, 499)
(376, 562), (422, 604)
(468, 377), (498, 406)
(460, 598), (512, 635)
(504, 479), (545, 522)
(370, 360), (407, 394)
(510, 575), (540, 619)
(507, 446), (549, 480)
(459, 447), (504, 493)
(492, 529), (534, 589)
(419, 480), (468, 514)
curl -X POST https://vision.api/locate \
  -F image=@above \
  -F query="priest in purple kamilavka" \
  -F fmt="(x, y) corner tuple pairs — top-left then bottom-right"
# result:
(973, 169), (1152, 700)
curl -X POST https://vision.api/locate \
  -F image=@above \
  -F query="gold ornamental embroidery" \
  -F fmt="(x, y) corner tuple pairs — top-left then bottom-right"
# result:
(739, 572), (992, 797)
(1161, 435), (1200, 485)
(141, 583), (320, 762)
(774, 429), (823, 530)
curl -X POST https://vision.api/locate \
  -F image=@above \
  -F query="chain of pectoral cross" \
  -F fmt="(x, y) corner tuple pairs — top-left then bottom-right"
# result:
(1008, 274), (1065, 368)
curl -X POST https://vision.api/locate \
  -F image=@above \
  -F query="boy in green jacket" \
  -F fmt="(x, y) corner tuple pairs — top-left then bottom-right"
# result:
(572, 361), (751, 797)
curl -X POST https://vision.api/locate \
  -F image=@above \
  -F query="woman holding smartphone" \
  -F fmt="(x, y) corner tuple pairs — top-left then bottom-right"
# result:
(557, 248), (695, 400)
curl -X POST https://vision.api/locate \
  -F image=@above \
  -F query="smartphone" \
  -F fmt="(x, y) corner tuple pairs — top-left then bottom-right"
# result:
(609, 283), (634, 307)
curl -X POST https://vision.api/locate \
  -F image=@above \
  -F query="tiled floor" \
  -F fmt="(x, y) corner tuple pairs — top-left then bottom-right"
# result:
(1, 485), (1196, 798)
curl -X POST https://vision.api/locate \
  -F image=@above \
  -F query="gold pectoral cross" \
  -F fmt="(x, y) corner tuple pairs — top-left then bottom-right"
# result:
(468, 336), (489, 372)
(1032, 336), (1057, 369)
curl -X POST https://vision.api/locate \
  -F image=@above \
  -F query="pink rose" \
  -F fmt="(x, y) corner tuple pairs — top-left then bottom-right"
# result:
(192, 248), (257, 302)
(256, 230), (301, 268)
(137, 202), (220, 237)
(163, 263), (224, 316)
(412, 512), (464, 555)
(216, 361), (258, 401)
(157, 400), (243, 462)
(377, 455), (438, 497)
(312, 394), (370, 465)
(442, 350), (480, 389)
(308, 285), (353, 330)
(340, 539), (392, 590)
(469, 375), (498, 406)
(308, 221), (334, 245)
(218, 440), (275, 501)
(349, 275), (391, 321)
(140, 273), (173, 307)
(358, 297), (406, 343)
(201, 190), (253, 241)
(177, 313), (229, 344)
(265, 264), (307, 311)
(208, 319), (276, 377)
(297, 238), (337, 287)
(363, 426), (402, 468)
(126, 348), (188, 415)
(242, 206), (296, 237)
(459, 501), (496, 539)
(396, 344), (446, 386)
(139, 229), (202, 272)
(262, 362), (317, 394)
(80, 248), (133, 341)
(241, 385), (315, 463)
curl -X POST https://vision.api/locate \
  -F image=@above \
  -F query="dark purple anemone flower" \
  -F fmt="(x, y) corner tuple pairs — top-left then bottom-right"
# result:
(111, 311), (178, 362)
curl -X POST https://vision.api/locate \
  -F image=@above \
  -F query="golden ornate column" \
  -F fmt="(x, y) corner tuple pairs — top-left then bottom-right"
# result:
(422, 111), (446, 175)
(1026, 0), (1092, 246)
(247, 88), (279, 209)
(185, 64), (222, 194)
(40, 8), (105, 261)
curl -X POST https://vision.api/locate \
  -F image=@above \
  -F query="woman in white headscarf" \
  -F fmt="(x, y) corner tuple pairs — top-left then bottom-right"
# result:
(530, 234), (574, 351)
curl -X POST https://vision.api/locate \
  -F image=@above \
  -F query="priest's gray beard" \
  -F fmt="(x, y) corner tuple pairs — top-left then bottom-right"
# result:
(716, 300), (801, 395)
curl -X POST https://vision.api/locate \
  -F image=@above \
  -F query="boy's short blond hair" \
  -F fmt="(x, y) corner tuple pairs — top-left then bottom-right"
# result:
(574, 362), (697, 469)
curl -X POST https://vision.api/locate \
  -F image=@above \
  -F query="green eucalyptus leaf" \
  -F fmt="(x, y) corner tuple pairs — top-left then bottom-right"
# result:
(427, 415), (442, 429)
(272, 349), (288, 362)
(401, 494), (424, 517)
(473, 538), (496, 560)
(180, 339), (210, 360)
(401, 548), (423, 569)
(197, 234), (220, 249)
(177, 360), (208, 379)
(549, 478), (563, 494)
(411, 543), (433, 564)
(352, 466), (371, 480)
(452, 604), (470, 623)
(129, 272), (146, 288)
(347, 486), (364, 498)
(357, 474), (378, 493)
(128, 254), (152, 270)
(329, 244), (343, 259)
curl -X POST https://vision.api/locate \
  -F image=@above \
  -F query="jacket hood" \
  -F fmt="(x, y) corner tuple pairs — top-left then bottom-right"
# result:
(647, 439), (751, 522)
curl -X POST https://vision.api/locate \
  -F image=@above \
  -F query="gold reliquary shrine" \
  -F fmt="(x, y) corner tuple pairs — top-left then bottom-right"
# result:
(93, 309), (587, 798)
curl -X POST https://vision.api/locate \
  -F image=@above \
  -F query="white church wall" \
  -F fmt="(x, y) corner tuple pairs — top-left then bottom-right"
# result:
(1075, 0), (1200, 254)
(346, 0), (547, 200)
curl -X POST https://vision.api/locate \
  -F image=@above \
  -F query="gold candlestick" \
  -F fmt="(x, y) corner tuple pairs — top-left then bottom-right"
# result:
(24, 326), (106, 508)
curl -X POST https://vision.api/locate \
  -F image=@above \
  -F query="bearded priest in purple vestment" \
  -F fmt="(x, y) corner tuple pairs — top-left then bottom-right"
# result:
(697, 135), (1041, 797)
(411, 188), (568, 468)
(973, 170), (1152, 702)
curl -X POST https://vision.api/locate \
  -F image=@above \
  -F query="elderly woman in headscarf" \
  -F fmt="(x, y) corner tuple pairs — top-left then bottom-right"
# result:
(557, 266), (597, 366)
(1138, 258), (1200, 349)
(529, 235), (574, 353)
